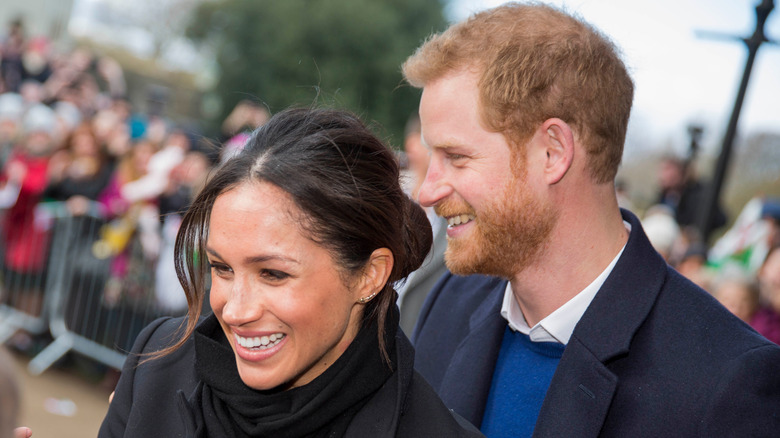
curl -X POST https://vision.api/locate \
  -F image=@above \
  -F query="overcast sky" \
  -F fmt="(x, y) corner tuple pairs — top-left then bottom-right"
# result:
(448, 0), (780, 159)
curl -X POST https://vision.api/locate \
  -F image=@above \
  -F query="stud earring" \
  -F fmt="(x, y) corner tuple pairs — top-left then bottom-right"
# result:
(357, 291), (379, 304)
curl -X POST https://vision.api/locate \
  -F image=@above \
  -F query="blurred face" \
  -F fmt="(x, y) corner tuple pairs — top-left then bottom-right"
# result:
(72, 131), (99, 157)
(716, 281), (756, 323)
(0, 120), (18, 141)
(759, 249), (780, 312)
(405, 131), (429, 178)
(24, 131), (53, 156)
(207, 181), (364, 391)
(417, 69), (557, 278)
(132, 141), (154, 174)
(658, 159), (683, 190)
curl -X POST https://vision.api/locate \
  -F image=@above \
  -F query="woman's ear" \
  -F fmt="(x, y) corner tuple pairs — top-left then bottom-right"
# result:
(356, 248), (394, 304)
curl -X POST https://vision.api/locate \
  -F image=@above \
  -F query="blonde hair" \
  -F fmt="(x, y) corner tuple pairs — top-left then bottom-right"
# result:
(403, 2), (634, 183)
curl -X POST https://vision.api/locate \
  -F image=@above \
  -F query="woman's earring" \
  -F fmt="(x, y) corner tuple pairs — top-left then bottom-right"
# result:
(357, 291), (379, 304)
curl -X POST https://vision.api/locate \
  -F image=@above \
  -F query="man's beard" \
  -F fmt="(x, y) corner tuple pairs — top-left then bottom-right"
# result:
(436, 171), (558, 279)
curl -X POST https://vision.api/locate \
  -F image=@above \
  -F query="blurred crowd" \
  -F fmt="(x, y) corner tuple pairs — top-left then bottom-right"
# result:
(0, 18), (270, 334)
(0, 19), (277, 436)
(633, 153), (780, 346)
(1, 8), (780, 385)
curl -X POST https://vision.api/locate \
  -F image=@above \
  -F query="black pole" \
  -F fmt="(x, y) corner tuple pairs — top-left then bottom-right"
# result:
(697, 0), (775, 244)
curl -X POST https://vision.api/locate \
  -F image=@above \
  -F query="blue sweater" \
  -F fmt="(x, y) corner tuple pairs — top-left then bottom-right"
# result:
(480, 327), (565, 438)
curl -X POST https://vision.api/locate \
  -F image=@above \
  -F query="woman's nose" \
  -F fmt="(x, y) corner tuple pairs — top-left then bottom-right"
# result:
(220, 281), (264, 326)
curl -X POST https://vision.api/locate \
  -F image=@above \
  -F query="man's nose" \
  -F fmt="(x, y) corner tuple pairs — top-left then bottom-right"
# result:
(417, 158), (451, 208)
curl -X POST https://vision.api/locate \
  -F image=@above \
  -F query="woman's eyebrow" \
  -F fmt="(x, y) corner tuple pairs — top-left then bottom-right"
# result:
(206, 247), (300, 265)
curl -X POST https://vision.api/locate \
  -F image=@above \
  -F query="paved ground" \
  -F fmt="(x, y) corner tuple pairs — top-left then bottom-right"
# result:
(11, 351), (112, 438)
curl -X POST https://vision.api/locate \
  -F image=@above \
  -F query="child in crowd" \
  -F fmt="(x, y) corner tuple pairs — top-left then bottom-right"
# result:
(0, 103), (57, 316)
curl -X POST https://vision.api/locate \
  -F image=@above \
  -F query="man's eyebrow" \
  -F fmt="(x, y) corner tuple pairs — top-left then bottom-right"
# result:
(422, 137), (465, 151)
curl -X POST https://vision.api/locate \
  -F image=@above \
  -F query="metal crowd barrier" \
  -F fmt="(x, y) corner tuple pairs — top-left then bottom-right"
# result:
(0, 201), (56, 348)
(0, 201), (181, 375)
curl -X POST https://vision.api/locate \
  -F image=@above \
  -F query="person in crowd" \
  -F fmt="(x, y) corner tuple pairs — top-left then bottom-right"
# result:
(675, 241), (712, 290)
(220, 99), (269, 143)
(154, 148), (212, 315)
(99, 108), (484, 437)
(91, 98), (132, 163)
(641, 204), (680, 263)
(93, 138), (159, 308)
(761, 198), (780, 253)
(402, 3), (780, 436)
(752, 245), (780, 345)
(0, 93), (24, 166)
(0, 19), (26, 94)
(655, 154), (726, 232)
(396, 112), (448, 335)
(44, 121), (113, 214)
(0, 103), (57, 317)
(218, 99), (269, 163)
(711, 272), (760, 324)
(119, 126), (187, 205)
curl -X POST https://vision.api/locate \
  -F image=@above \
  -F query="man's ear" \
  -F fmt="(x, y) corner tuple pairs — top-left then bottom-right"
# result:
(540, 118), (575, 185)
(356, 248), (394, 303)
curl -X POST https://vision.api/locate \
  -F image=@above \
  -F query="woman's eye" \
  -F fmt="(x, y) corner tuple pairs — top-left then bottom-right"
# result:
(208, 262), (232, 276)
(261, 269), (289, 281)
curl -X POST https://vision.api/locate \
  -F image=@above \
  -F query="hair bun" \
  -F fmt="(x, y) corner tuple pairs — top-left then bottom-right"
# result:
(399, 196), (433, 278)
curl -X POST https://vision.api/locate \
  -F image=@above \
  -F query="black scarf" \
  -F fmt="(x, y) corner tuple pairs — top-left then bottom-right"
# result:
(177, 308), (398, 438)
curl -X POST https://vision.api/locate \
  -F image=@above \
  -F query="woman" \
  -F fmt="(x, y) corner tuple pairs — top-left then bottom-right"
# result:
(99, 108), (484, 437)
(44, 121), (113, 210)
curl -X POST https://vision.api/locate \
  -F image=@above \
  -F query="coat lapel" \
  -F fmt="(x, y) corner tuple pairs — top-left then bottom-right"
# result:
(438, 278), (507, 427)
(532, 339), (618, 437)
(534, 210), (668, 437)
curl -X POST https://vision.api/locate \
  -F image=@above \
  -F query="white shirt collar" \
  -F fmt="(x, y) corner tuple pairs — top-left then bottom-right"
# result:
(500, 221), (631, 344)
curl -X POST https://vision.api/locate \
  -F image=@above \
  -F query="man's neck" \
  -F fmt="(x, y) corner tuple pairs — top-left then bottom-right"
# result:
(510, 206), (628, 327)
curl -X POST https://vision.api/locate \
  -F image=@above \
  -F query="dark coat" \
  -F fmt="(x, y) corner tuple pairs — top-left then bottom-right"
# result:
(99, 317), (483, 438)
(413, 209), (780, 437)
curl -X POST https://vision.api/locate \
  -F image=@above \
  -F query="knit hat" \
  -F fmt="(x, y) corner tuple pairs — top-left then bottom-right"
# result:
(0, 93), (24, 123)
(643, 205), (680, 258)
(53, 101), (82, 132)
(23, 103), (57, 136)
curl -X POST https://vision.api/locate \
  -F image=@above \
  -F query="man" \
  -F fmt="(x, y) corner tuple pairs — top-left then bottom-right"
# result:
(402, 3), (780, 437)
(397, 113), (448, 334)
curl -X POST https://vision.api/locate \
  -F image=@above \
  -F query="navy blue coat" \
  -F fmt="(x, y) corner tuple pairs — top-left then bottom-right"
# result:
(413, 210), (780, 437)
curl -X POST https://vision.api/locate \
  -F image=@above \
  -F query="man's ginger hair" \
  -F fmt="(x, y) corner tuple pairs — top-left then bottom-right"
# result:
(402, 2), (634, 184)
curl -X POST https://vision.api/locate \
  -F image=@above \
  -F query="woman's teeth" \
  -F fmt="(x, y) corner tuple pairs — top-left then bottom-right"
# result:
(447, 214), (475, 227)
(235, 333), (285, 350)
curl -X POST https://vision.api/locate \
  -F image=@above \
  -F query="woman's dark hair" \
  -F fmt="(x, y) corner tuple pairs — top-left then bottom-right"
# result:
(159, 107), (432, 362)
